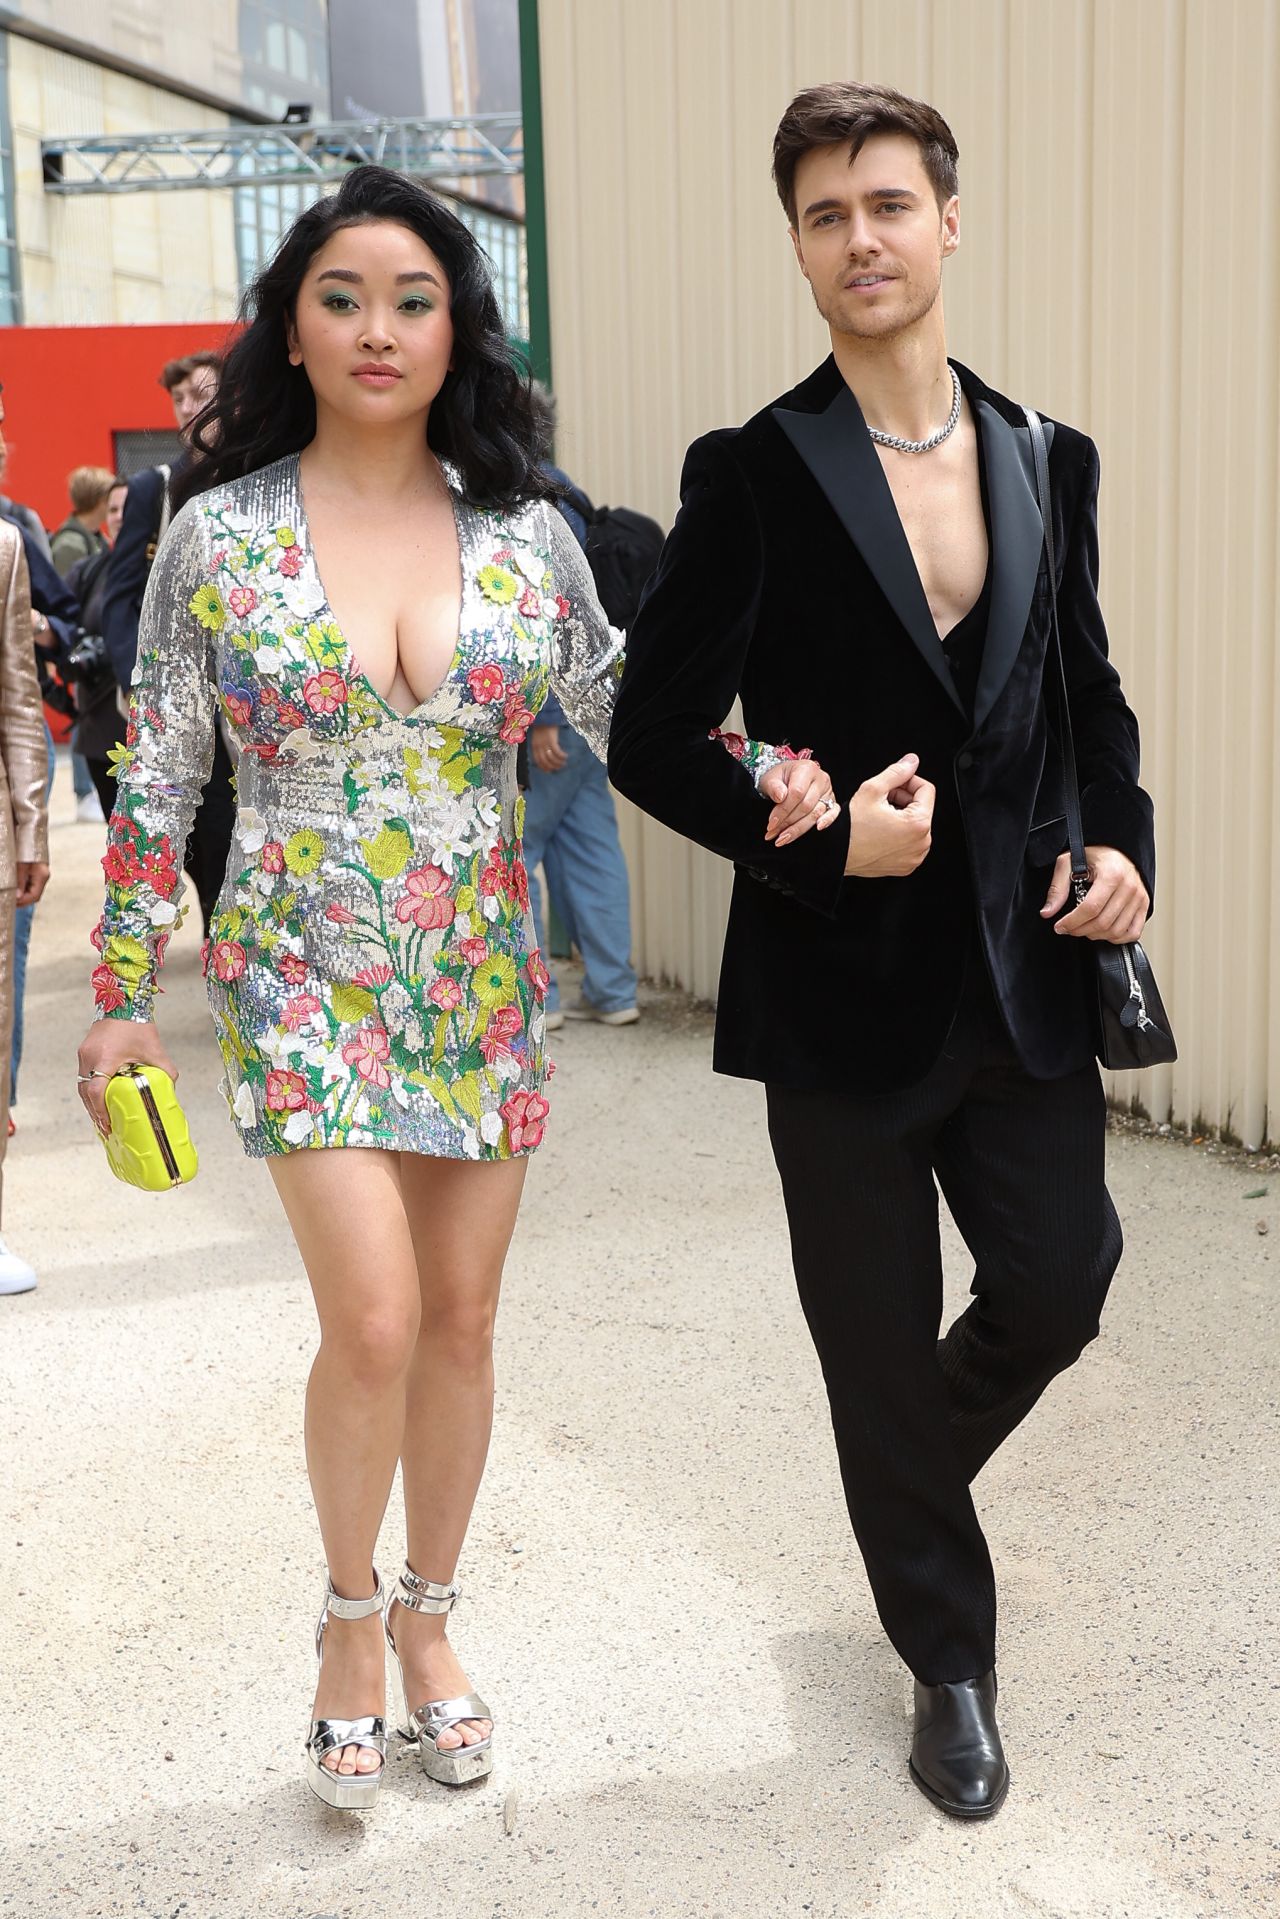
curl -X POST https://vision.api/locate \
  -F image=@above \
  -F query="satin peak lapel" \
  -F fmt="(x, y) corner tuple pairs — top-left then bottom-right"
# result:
(773, 383), (965, 716)
(970, 400), (1051, 732)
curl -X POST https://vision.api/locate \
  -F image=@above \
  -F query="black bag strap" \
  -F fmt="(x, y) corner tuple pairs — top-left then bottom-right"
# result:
(1022, 406), (1090, 899)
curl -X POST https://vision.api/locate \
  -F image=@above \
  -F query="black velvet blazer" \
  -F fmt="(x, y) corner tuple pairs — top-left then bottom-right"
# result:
(608, 356), (1156, 1093)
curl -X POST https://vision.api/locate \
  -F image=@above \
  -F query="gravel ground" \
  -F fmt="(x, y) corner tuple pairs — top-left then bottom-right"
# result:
(2, 758), (1277, 1919)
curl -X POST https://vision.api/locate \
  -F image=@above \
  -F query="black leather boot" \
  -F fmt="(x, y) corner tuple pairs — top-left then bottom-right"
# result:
(909, 1670), (1009, 1818)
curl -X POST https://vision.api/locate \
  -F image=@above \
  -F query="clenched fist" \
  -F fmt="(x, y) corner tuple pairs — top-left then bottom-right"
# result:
(844, 754), (935, 878)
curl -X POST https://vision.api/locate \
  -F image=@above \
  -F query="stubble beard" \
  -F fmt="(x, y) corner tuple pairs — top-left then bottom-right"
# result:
(814, 264), (943, 343)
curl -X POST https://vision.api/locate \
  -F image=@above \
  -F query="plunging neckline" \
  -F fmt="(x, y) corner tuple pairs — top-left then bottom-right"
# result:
(292, 453), (467, 723)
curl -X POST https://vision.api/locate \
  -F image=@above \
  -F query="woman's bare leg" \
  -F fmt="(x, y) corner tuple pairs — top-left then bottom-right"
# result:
(270, 1146), (421, 1776)
(391, 1155), (528, 1749)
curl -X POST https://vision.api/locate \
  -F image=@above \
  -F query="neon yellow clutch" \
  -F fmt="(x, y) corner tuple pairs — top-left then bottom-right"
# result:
(101, 1065), (198, 1191)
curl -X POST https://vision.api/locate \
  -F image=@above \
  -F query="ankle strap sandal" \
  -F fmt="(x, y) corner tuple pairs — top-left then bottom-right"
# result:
(304, 1569), (389, 1810)
(385, 1562), (494, 1787)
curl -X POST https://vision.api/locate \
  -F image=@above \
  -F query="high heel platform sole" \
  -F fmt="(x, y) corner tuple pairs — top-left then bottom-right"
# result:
(306, 1751), (385, 1809)
(401, 1725), (494, 1785)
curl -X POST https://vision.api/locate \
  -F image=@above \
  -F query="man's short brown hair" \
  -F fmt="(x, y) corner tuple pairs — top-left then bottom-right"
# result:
(67, 464), (118, 514)
(159, 348), (223, 392)
(773, 82), (959, 226)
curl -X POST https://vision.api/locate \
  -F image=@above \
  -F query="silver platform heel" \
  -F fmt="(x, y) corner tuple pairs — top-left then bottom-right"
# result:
(304, 1569), (389, 1810)
(384, 1563), (494, 1786)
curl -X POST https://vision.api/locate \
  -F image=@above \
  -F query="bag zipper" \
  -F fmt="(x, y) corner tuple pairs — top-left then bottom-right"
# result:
(132, 1070), (181, 1183)
(1121, 946), (1155, 1033)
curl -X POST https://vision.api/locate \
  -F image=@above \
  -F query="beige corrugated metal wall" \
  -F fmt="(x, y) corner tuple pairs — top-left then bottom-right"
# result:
(537, 0), (1280, 1148)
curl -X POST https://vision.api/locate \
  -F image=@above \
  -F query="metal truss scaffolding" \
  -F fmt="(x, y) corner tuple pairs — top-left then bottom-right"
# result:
(41, 114), (523, 195)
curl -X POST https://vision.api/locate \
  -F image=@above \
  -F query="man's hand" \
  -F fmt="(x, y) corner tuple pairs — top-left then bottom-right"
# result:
(1042, 846), (1148, 944)
(15, 861), (49, 908)
(844, 754), (935, 877)
(530, 724), (568, 773)
(760, 758), (839, 845)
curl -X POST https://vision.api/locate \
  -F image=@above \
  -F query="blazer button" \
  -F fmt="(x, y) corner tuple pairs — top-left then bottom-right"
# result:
(957, 750), (975, 771)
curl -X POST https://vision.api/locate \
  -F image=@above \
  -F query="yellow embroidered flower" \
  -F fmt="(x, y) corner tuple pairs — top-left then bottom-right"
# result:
(102, 934), (150, 986)
(473, 952), (518, 1008)
(275, 525), (297, 548)
(189, 583), (226, 632)
(284, 827), (325, 875)
(514, 795), (526, 839)
(106, 740), (135, 781)
(455, 884), (476, 914)
(478, 564), (518, 605)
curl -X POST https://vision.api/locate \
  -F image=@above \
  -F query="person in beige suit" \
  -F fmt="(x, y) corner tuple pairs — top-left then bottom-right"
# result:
(0, 515), (50, 1294)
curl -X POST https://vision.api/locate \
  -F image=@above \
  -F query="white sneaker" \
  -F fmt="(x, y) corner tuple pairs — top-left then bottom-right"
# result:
(76, 790), (105, 823)
(544, 1009), (565, 1031)
(0, 1237), (37, 1294)
(564, 1002), (640, 1026)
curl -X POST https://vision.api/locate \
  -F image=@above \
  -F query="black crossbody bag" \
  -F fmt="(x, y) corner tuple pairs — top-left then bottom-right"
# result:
(1022, 407), (1176, 1071)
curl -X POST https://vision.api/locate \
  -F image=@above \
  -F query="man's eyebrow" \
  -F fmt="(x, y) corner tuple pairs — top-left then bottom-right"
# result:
(316, 267), (443, 288)
(864, 186), (921, 201)
(801, 197), (846, 219)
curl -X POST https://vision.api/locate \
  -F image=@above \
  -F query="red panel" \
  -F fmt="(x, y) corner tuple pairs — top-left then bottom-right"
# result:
(0, 323), (238, 532)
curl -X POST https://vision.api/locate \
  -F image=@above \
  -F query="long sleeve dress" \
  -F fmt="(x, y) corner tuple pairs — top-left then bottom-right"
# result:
(90, 454), (795, 1162)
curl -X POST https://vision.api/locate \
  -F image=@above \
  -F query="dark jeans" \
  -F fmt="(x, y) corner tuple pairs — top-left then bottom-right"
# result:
(765, 954), (1121, 1684)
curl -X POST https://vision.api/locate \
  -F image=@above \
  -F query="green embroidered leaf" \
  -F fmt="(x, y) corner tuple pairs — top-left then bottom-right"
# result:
(451, 1073), (483, 1123)
(343, 769), (364, 815)
(432, 1013), (450, 1064)
(358, 822), (413, 880)
(331, 983), (376, 1025)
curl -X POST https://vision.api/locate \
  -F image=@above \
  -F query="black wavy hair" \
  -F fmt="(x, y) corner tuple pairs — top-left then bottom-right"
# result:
(175, 165), (554, 514)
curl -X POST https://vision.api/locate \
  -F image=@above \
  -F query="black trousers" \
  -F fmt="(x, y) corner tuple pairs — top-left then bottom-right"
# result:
(766, 953), (1121, 1684)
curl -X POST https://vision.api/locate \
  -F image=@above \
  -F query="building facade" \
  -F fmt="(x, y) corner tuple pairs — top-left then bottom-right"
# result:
(532, 0), (1280, 1149)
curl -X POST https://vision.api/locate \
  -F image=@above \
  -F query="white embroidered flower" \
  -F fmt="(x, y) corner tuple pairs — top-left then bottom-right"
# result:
(482, 893), (501, 922)
(479, 1109), (504, 1146)
(430, 827), (474, 872)
(148, 899), (179, 926)
(460, 1122), (482, 1159)
(280, 574), (326, 620)
(237, 807), (267, 854)
(231, 1079), (256, 1127)
(474, 790), (501, 832)
(512, 632), (541, 669)
(254, 645), (283, 675)
(282, 1109), (315, 1144)
(391, 1080), (411, 1109)
(514, 546), (544, 585)
(278, 728), (325, 761)
(254, 870), (277, 896)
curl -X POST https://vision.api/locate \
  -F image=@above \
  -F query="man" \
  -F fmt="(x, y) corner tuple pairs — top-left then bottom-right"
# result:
(526, 386), (640, 1030)
(102, 349), (231, 931)
(50, 466), (117, 577)
(609, 83), (1154, 1819)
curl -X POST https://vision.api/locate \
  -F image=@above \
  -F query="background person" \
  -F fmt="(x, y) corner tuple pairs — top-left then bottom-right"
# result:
(0, 514), (49, 1292)
(65, 477), (128, 821)
(50, 466), (117, 578)
(102, 349), (232, 933)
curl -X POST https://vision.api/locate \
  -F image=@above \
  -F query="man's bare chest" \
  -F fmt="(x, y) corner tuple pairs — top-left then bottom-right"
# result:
(877, 434), (989, 643)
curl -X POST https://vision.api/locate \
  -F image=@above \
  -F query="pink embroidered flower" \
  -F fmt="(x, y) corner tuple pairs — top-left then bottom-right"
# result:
(242, 740), (279, 763)
(91, 964), (126, 1014)
(277, 953), (309, 986)
(458, 936), (489, 967)
(211, 940), (247, 982)
(281, 993), (322, 1031)
(261, 841), (285, 873)
(498, 691), (534, 745)
(492, 546), (513, 563)
(477, 860), (502, 899)
(354, 964), (394, 989)
(325, 902), (359, 926)
(489, 1004), (523, 1040)
(711, 727), (747, 761)
(223, 690), (253, 728)
(429, 975), (463, 1011)
(501, 1089), (549, 1152)
(508, 858), (530, 913)
(303, 670), (349, 716)
(341, 1023), (392, 1089)
(553, 594), (570, 621)
(228, 586), (257, 619)
(517, 587), (542, 619)
(395, 865), (455, 932)
(199, 939), (210, 977)
(277, 702), (309, 730)
(265, 1068), (307, 1112)
(467, 663), (506, 704)
(154, 933), (171, 969)
(276, 545), (304, 577)
(774, 743), (813, 761)
(524, 950), (551, 1002)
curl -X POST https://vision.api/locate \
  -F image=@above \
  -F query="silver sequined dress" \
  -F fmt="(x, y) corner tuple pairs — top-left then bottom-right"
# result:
(91, 454), (787, 1161)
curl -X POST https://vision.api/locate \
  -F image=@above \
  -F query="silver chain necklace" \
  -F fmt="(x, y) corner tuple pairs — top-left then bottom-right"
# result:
(866, 367), (962, 455)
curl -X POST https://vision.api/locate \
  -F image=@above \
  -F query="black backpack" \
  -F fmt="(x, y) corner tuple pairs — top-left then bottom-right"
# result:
(573, 493), (665, 628)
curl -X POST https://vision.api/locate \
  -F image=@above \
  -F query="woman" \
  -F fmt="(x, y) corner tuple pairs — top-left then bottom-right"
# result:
(74, 165), (839, 1810)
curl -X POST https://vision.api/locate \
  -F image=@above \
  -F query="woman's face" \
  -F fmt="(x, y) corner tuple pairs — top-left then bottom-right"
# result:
(287, 218), (455, 429)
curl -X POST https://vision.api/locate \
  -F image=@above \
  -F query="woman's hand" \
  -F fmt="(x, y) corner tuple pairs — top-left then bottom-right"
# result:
(77, 1019), (178, 1138)
(760, 758), (840, 847)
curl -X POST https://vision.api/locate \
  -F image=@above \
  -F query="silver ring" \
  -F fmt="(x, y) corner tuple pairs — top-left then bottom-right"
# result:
(77, 1070), (109, 1083)
(818, 796), (839, 816)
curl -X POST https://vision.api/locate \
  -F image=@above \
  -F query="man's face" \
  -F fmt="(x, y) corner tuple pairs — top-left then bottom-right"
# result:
(105, 483), (127, 542)
(789, 132), (959, 341)
(170, 364), (218, 436)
